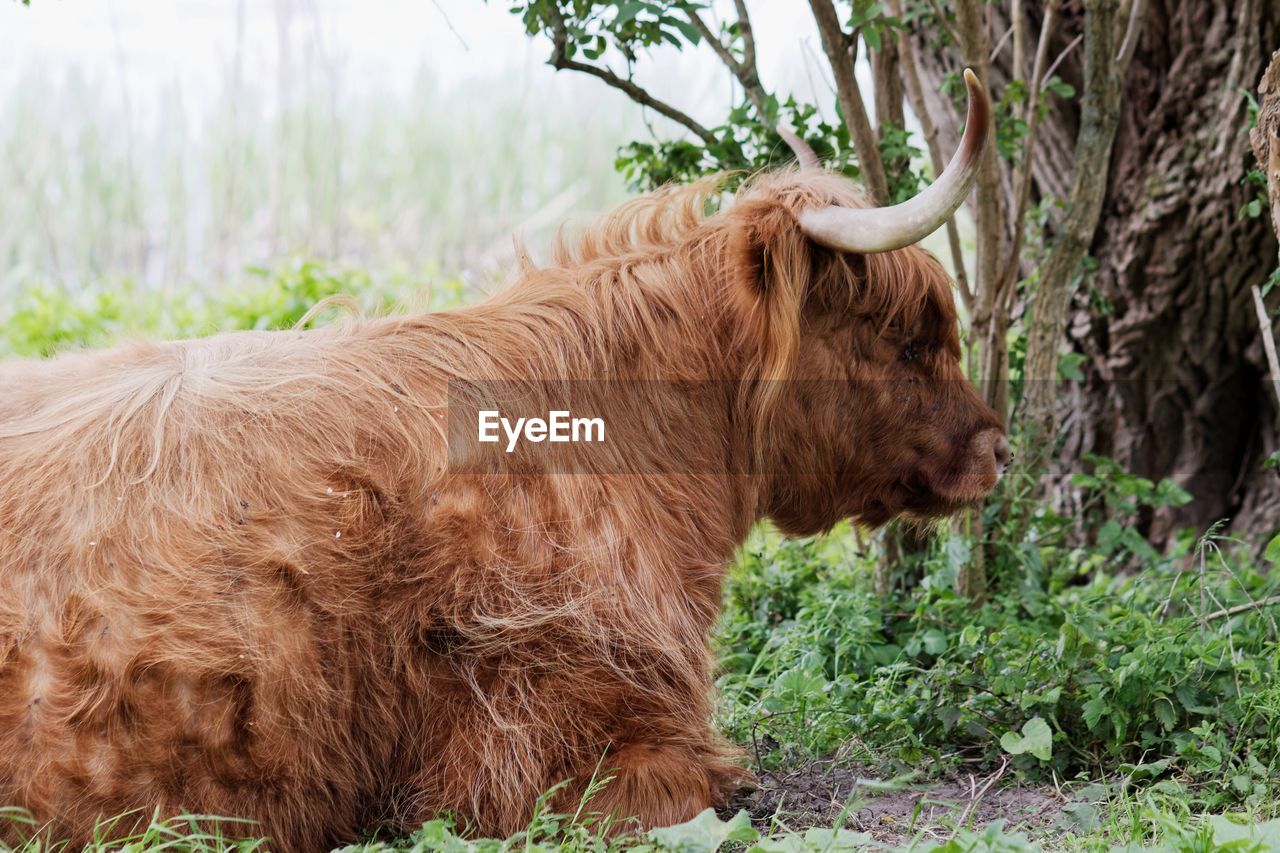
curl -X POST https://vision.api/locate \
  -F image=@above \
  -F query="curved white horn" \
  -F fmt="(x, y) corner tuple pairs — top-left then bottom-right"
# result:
(797, 68), (991, 254)
(777, 125), (821, 170)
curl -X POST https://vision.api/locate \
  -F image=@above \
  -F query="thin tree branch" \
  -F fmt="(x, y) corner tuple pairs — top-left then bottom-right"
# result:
(872, 31), (907, 189)
(873, 27), (906, 137)
(890, 0), (971, 306)
(995, 0), (1061, 311)
(808, 0), (891, 203)
(926, 0), (964, 49)
(430, 0), (469, 51)
(545, 6), (718, 147)
(1042, 33), (1084, 88)
(1253, 284), (1280, 407)
(1017, 0), (1140, 483)
(989, 23), (1014, 63)
(734, 0), (758, 74)
(1012, 0), (1025, 78)
(953, 0), (1009, 420)
(1115, 0), (1147, 65)
(684, 7), (769, 117)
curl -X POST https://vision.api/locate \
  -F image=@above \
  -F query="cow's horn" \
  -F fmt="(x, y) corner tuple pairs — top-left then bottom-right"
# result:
(777, 125), (821, 170)
(796, 68), (990, 254)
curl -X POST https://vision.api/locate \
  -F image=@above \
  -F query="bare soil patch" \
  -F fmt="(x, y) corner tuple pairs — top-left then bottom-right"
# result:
(726, 756), (1067, 846)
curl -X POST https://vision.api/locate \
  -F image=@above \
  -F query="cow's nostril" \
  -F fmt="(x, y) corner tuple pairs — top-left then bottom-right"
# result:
(992, 434), (1012, 469)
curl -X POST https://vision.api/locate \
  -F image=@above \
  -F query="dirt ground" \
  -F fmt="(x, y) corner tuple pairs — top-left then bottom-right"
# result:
(725, 755), (1069, 846)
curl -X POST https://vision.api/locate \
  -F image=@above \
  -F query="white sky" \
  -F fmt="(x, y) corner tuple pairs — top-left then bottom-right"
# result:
(0, 1), (856, 131)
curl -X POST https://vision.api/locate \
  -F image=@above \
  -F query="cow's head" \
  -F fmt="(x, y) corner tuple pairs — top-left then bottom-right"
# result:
(731, 70), (1008, 534)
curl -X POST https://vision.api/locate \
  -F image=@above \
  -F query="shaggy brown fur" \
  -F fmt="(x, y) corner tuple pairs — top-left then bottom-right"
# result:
(0, 170), (1004, 850)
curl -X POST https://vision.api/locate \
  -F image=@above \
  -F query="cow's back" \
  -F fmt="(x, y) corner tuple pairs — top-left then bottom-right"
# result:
(0, 325), (437, 848)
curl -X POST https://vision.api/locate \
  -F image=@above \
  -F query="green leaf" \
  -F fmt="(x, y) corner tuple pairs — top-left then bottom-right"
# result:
(1060, 802), (1099, 833)
(999, 716), (1053, 761)
(1080, 696), (1111, 727)
(668, 16), (702, 45)
(1176, 683), (1214, 714)
(1210, 815), (1280, 848)
(801, 827), (878, 848)
(613, 1), (648, 27)
(1266, 533), (1280, 565)
(1264, 266), (1280, 297)
(945, 534), (972, 576)
(1120, 758), (1171, 780)
(649, 809), (758, 852)
(1058, 351), (1086, 381)
(1044, 77), (1075, 98)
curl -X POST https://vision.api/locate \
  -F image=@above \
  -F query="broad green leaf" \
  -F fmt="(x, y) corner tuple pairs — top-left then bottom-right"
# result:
(1210, 815), (1280, 848)
(802, 827), (878, 849)
(1265, 532), (1280, 565)
(1060, 802), (1099, 833)
(1058, 351), (1086, 381)
(668, 16), (702, 45)
(613, 1), (648, 27)
(1080, 696), (1111, 727)
(649, 808), (758, 852)
(1000, 716), (1053, 762)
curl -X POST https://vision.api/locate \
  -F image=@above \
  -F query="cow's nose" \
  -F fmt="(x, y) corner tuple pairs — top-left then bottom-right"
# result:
(991, 434), (1012, 469)
(970, 429), (1011, 482)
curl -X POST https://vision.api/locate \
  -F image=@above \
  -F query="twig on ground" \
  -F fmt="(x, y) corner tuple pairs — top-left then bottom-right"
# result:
(954, 755), (1008, 830)
(1205, 594), (1280, 623)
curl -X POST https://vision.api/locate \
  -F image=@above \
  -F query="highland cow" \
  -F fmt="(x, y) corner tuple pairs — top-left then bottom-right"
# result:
(0, 71), (1006, 850)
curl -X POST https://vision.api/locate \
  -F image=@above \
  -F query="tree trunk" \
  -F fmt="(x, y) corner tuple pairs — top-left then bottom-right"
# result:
(914, 0), (1280, 540)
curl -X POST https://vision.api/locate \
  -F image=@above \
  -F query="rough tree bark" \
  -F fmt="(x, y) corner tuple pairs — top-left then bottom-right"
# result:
(915, 0), (1280, 540)
(1249, 46), (1280, 514)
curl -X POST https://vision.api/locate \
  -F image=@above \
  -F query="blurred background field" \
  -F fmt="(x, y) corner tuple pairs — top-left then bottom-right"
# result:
(0, 1), (640, 302)
(0, 0), (855, 303)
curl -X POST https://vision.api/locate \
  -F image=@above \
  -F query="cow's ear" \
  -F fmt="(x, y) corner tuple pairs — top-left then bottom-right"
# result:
(726, 200), (813, 439)
(728, 199), (809, 298)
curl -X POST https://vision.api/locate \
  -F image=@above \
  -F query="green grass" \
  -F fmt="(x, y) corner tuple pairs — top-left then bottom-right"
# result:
(10, 797), (1280, 852)
(4, 270), (1280, 851)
